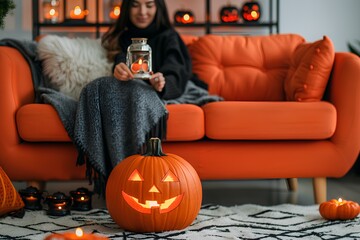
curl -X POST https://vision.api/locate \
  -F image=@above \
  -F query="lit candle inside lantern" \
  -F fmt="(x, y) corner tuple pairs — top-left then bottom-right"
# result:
(19, 186), (43, 210)
(55, 202), (66, 209)
(109, 6), (121, 19)
(43, 0), (60, 23)
(26, 196), (37, 202)
(70, 5), (88, 19)
(131, 58), (149, 74)
(44, 8), (59, 22)
(251, 10), (259, 19)
(45, 192), (72, 216)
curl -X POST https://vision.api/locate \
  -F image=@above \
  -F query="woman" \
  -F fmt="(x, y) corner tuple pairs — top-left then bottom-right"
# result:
(72, 0), (193, 195)
(101, 0), (192, 99)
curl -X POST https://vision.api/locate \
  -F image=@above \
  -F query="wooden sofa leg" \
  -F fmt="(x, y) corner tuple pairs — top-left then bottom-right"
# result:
(27, 181), (46, 191)
(286, 178), (298, 191)
(313, 177), (327, 204)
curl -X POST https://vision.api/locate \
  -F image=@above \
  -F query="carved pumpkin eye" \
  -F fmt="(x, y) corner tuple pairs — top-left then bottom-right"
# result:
(162, 171), (179, 182)
(128, 169), (144, 181)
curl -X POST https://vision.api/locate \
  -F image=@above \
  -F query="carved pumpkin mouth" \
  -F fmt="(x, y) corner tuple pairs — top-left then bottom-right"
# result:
(122, 191), (184, 214)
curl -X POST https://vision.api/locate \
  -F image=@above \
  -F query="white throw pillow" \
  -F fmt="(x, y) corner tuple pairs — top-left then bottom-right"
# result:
(37, 35), (113, 100)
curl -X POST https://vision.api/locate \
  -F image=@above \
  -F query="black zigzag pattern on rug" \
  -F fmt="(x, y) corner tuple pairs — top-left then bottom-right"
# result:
(1, 204), (360, 239)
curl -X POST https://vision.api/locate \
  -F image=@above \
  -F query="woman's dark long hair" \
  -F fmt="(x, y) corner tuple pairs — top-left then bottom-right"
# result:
(102, 0), (172, 60)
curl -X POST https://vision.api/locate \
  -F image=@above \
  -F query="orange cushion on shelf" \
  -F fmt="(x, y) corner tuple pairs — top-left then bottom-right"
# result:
(284, 36), (335, 102)
(0, 167), (25, 217)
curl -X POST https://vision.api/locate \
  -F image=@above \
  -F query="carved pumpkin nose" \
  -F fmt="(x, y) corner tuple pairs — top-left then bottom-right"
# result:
(149, 185), (160, 193)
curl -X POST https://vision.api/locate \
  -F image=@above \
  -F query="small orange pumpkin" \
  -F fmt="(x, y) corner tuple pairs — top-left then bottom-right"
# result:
(319, 198), (360, 220)
(106, 138), (202, 233)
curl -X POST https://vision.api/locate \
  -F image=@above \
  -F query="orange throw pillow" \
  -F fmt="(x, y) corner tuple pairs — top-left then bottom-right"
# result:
(0, 167), (25, 217)
(284, 36), (335, 101)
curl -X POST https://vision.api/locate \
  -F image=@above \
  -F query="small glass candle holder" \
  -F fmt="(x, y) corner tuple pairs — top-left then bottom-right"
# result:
(42, 0), (60, 23)
(70, 187), (92, 211)
(45, 192), (72, 216)
(127, 38), (152, 80)
(18, 186), (43, 210)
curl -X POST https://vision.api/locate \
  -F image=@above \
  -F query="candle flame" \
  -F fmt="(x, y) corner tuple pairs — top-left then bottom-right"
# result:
(251, 11), (258, 18)
(80, 196), (85, 201)
(114, 6), (120, 16)
(58, 206), (62, 210)
(139, 59), (143, 64)
(75, 228), (83, 237)
(74, 6), (82, 16)
(338, 198), (343, 202)
(183, 14), (190, 21)
(49, 9), (56, 16)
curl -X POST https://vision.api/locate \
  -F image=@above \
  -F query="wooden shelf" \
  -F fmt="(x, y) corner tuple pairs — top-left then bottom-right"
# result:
(32, 0), (280, 40)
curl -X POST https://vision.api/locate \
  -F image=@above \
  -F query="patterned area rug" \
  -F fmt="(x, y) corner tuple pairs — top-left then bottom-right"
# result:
(1, 204), (360, 239)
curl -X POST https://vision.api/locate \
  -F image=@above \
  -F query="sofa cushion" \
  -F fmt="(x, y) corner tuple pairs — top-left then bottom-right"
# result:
(203, 101), (336, 140)
(284, 36), (335, 101)
(188, 34), (305, 101)
(37, 35), (113, 100)
(16, 104), (204, 142)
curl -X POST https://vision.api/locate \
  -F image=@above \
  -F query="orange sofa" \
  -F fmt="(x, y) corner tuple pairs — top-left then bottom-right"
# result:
(1, 33), (360, 204)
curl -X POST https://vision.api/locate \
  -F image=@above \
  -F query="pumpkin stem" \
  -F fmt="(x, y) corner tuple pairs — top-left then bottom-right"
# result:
(144, 138), (166, 156)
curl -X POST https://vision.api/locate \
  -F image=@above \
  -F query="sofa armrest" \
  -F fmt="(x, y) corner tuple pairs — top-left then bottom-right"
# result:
(327, 52), (360, 166)
(0, 46), (35, 147)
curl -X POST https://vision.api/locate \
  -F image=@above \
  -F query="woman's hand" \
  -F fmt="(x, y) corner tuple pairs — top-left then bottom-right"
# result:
(113, 62), (134, 81)
(150, 72), (165, 92)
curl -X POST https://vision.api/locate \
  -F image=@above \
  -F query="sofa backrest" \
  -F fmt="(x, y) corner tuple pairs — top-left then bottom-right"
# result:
(188, 34), (305, 101)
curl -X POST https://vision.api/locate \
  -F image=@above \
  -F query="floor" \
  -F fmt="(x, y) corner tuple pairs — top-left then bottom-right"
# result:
(13, 166), (360, 208)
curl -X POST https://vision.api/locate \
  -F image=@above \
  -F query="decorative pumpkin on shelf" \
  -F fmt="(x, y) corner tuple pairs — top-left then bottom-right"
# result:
(319, 198), (360, 220)
(106, 138), (202, 233)
(241, 1), (261, 22)
(220, 4), (239, 23)
(174, 10), (195, 24)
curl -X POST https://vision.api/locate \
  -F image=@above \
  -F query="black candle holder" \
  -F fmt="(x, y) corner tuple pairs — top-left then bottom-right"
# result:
(70, 187), (92, 211)
(45, 192), (72, 216)
(18, 186), (43, 210)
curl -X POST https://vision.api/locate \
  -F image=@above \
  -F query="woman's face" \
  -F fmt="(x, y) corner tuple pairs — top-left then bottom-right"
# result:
(130, 0), (157, 29)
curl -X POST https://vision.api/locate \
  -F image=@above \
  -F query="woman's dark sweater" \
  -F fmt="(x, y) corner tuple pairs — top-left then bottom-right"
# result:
(114, 24), (192, 100)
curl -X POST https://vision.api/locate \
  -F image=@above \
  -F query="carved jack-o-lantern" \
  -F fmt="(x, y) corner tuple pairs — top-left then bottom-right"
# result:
(241, 1), (261, 22)
(174, 10), (195, 24)
(106, 138), (202, 233)
(220, 5), (239, 23)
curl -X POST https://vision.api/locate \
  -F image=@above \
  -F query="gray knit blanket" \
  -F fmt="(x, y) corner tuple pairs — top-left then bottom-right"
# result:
(2, 38), (223, 195)
(39, 78), (222, 195)
(39, 78), (168, 194)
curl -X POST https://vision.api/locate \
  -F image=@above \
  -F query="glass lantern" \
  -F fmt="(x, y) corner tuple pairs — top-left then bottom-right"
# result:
(43, 0), (60, 23)
(69, 187), (93, 211)
(18, 186), (43, 210)
(45, 192), (72, 216)
(127, 38), (152, 80)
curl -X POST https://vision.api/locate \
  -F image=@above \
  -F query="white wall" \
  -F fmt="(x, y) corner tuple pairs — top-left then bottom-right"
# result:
(1, 0), (359, 52)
